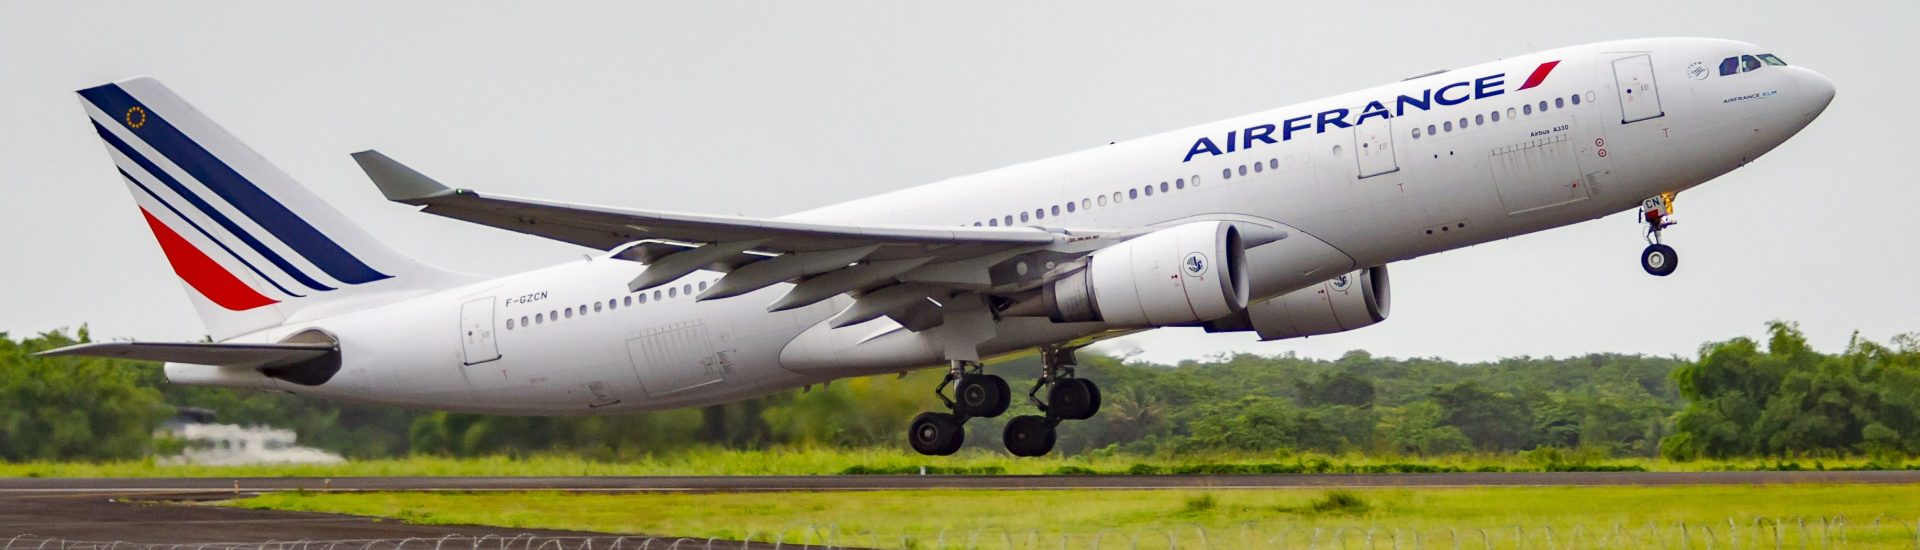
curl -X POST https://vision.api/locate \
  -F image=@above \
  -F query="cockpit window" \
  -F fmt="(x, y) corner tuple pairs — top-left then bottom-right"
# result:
(1759, 53), (1787, 66)
(1719, 57), (1740, 76)
(1741, 55), (1762, 72)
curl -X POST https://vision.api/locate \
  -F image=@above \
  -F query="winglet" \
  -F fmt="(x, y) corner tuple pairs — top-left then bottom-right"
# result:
(351, 150), (457, 203)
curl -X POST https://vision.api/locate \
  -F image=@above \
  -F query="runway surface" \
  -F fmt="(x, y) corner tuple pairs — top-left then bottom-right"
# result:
(3, 470), (1915, 544)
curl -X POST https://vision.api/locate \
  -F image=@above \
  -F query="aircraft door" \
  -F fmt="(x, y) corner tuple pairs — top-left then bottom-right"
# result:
(459, 297), (501, 365)
(1612, 54), (1665, 124)
(1353, 117), (1399, 179)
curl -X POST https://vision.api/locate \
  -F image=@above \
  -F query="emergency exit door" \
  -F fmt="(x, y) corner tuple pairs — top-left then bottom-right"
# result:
(1353, 118), (1399, 179)
(460, 297), (501, 365)
(1613, 54), (1665, 124)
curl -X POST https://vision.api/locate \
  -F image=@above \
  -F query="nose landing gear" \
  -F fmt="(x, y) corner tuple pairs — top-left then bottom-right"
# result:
(1001, 346), (1102, 457)
(907, 360), (1010, 456)
(1639, 193), (1679, 277)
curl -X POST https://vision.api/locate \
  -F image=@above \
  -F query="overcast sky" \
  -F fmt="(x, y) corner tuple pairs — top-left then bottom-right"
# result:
(3, 2), (1913, 364)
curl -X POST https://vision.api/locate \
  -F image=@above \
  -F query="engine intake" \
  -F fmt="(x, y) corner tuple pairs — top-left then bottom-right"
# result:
(1043, 221), (1249, 327)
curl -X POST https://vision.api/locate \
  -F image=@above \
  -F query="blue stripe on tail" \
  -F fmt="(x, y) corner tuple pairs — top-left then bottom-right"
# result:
(94, 121), (337, 292)
(120, 169), (305, 299)
(78, 84), (390, 285)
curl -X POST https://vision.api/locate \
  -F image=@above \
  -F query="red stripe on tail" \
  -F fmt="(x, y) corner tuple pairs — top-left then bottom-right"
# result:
(1518, 60), (1560, 90)
(139, 208), (278, 311)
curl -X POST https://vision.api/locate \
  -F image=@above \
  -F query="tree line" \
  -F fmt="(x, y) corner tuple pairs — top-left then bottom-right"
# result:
(1, 322), (1914, 462)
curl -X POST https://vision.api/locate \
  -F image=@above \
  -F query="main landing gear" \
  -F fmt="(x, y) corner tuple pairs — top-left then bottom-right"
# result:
(1639, 193), (1679, 277)
(905, 346), (1102, 457)
(908, 361), (1011, 456)
(1004, 346), (1101, 457)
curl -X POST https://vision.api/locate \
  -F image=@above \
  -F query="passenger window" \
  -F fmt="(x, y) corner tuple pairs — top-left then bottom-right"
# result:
(668, 287), (677, 298)
(1035, 208), (1045, 220)
(1222, 168), (1232, 179)
(522, 315), (530, 326)
(1570, 93), (1581, 106)
(698, 281), (707, 291)
(653, 290), (662, 300)
(1191, 175), (1200, 186)
(1474, 114), (1484, 125)
(1427, 124), (1437, 135)
(1112, 191), (1122, 203)
(1584, 91), (1596, 103)
(1097, 195), (1108, 206)
(1538, 100), (1548, 112)
(550, 310), (557, 321)
(1719, 57), (1740, 76)
(683, 284), (692, 295)
(565, 307), (573, 319)
(624, 296), (633, 307)
(1491, 110), (1501, 122)
(972, 222), (981, 226)
(1413, 127), (1423, 138)
(1237, 165), (1247, 176)
(1741, 55), (1761, 72)
(594, 302), (603, 313)
(1066, 202), (1076, 213)
(1004, 215), (1014, 226)
(1020, 212), (1030, 222)
(536, 313), (545, 324)
(1144, 185), (1154, 196)
(1252, 162), (1262, 173)
(1081, 198), (1092, 209)
(1458, 117), (1467, 129)
(1443, 120), (1452, 132)
(1759, 53), (1786, 66)
(1128, 189), (1138, 199)
(1269, 159), (1278, 170)
(1555, 97), (1564, 109)
(639, 293), (649, 303)
(1176, 178), (1186, 189)
(1523, 103), (1532, 115)
(988, 219), (998, 226)
(507, 318), (515, 329)
(579, 304), (586, 314)
(1507, 107), (1518, 118)
(1160, 182), (1170, 192)
(1051, 205), (1061, 216)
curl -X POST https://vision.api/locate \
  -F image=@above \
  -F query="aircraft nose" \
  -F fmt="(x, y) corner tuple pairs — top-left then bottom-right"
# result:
(1800, 68), (1836, 114)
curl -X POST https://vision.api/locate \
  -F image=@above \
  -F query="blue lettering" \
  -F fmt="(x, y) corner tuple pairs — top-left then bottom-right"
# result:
(1355, 101), (1391, 125)
(1281, 115), (1313, 141)
(1475, 73), (1505, 99)
(1243, 124), (1277, 149)
(1315, 108), (1352, 133)
(1395, 90), (1431, 117)
(1183, 137), (1223, 162)
(1435, 81), (1472, 106)
(1225, 130), (1238, 153)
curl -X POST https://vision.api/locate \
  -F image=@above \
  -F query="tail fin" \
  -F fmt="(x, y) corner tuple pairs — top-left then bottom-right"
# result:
(76, 77), (472, 340)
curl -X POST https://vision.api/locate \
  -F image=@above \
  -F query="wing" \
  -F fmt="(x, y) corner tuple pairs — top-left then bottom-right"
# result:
(352, 151), (1095, 329)
(38, 341), (334, 367)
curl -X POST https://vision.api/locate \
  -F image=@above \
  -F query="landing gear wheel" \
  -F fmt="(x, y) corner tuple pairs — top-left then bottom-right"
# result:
(1641, 244), (1678, 277)
(1049, 378), (1101, 420)
(955, 374), (1010, 418)
(909, 412), (965, 456)
(1003, 415), (1057, 457)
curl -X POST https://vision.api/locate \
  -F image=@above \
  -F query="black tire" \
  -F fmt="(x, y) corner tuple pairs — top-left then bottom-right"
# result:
(908, 412), (964, 456)
(1641, 244), (1678, 277)
(1049, 378), (1101, 420)
(955, 375), (1009, 418)
(1003, 415), (1057, 457)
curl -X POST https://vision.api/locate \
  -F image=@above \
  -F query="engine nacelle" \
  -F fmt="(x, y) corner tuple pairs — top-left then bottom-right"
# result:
(1043, 221), (1249, 327)
(1205, 265), (1391, 340)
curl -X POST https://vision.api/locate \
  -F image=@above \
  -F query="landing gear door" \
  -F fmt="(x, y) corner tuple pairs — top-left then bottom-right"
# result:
(459, 297), (501, 365)
(1612, 54), (1665, 124)
(1353, 118), (1399, 179)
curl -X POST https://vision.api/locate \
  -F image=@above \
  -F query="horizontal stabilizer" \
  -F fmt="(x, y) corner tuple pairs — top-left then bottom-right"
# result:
(37, 341), (334, 367)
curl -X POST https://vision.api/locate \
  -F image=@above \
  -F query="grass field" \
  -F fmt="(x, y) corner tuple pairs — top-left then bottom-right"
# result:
(227, 485), (1920, 548)
(4, 448), (1915, 478)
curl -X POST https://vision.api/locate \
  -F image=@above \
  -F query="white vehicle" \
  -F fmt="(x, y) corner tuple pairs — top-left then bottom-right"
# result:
(46, 38), (1833, 456)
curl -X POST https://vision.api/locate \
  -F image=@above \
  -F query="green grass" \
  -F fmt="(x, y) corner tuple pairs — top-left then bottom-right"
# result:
(226, 485), (1920, 548)
(5, 448), (1915, 478)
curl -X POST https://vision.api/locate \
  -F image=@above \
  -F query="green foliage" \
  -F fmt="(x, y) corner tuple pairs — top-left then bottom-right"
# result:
(1305, 490), (1369, 515)
(1663, 322), (1920, 459)
(2, 322), (1915, 464)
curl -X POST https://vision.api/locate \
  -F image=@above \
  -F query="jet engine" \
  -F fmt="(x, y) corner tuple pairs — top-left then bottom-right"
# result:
(1205, 265), (1391, 340)
(1042, 221), (1249, 327)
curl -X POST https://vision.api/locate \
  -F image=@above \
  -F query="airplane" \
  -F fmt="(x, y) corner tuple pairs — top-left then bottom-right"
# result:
(43, 38), (1833, 456)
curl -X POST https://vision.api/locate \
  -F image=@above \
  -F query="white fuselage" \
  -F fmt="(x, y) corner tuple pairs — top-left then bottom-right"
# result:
(169, 37), (1834, 414)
